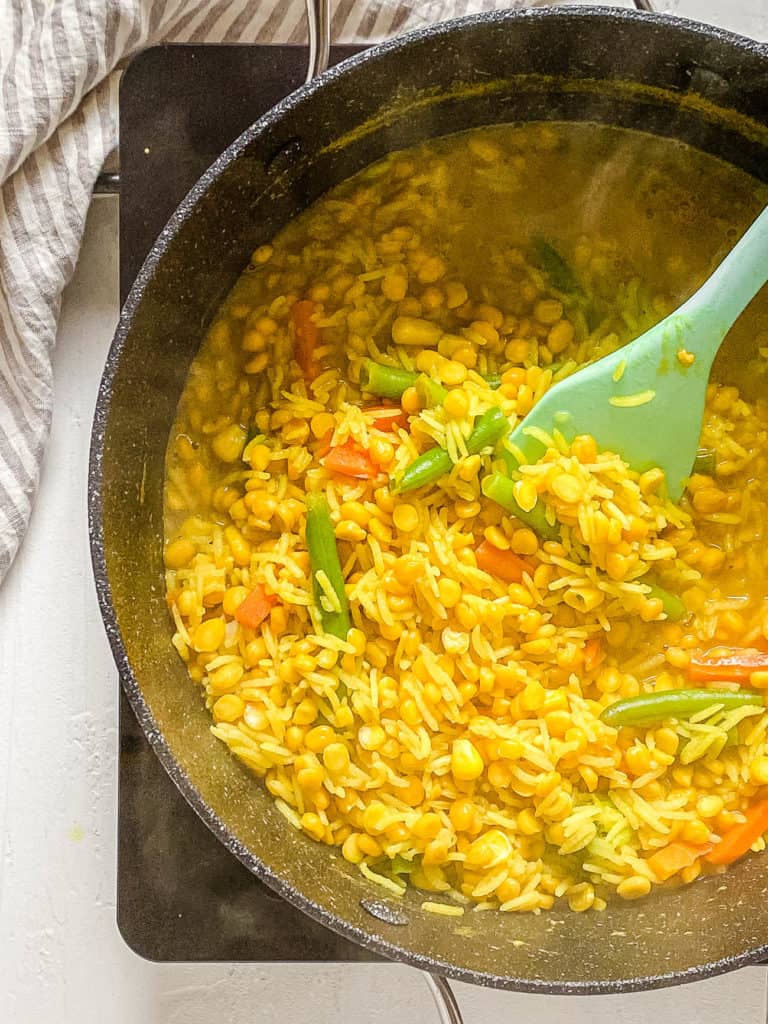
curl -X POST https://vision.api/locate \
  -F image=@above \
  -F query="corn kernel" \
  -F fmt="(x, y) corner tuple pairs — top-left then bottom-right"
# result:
(224, 525), (251, 567)
(449, 798), (477, 833)
(655, 728), (679, 756)
(323, 742), (350, 774)
(513, 479), (538, 514)
(616, 875), (651, 901)
(209, 661), (244, 694)
(413, 813), (443, 839)
(692, 487), (727, 514)
(497, 878), (521, 903)
(465, 828), (511, 868)
(335, 519), (367, 543)
(362, 802), (395, 835)
(392, 315), (442, 347)
(455, 499), (481, 520)
(358, 724), (386, 751)
(301, 812), (327, 841)
(339, 500), (369, 527)
(567, 882), (595, 913)
(551, 473), (582, 504)
(697, 795), (724, 818)
(369, 518), (392, 544)
(545, 709), (572, 738)
(401, 698), (422, 727)
(438, 577), (462, 608)
(401, 386), (421, 415)
(164, 537), (195, 569)
(444, 388), (469, 420)
(305, 725), (335, 752)
(221, 586), (248, 617)
(440, 280), (467, 310)
(482, 756), (508, 786)
(192, 617), (226, 652)
(681, 819), (711, 845)
(342, 833), (365, 864)
(510, 528), (538, 556)
(750, 671), (768, 690)
(534, 298), (563, 325)
(455, 602), (478, 630)
(369, 437), (395, 465)
(451, 738), (484, 781)
(296, 766), (324, 792)
(358, 835), (382, 857)
(520, 680), (545, 711)
(467, 320), (498, 346)
(547, 319), (574, 354)
(639, 467), (665, 495)
(393, 503), (420, 532)
(212, 423), (247, 463)
(270, 604), (288, 635)
(483, 525), (509, 550)
(382, 271), (408, 302)
(750, 756), (768, 785)
(348, 628), (367, 656)
(517, 809), (542, 835)
(316, 648), (338, 670)
(212, 694), (245, 723)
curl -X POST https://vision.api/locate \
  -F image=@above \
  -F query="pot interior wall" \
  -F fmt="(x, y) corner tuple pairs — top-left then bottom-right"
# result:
(97, 11), (768, 990)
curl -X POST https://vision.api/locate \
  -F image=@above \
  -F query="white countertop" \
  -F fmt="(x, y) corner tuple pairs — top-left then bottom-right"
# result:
(4, 5), (768, 1020)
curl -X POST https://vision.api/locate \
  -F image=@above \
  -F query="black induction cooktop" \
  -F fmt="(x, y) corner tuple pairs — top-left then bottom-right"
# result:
(117, 42), (378, 962)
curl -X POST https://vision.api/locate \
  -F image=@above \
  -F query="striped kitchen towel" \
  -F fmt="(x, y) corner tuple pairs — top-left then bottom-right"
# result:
(0, 0), (538, 583)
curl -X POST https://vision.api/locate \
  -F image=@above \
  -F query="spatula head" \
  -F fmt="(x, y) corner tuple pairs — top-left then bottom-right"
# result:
(506, 310), (724, 501)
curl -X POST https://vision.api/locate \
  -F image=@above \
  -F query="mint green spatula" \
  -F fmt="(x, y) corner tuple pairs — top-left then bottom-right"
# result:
(503, 205), (768, 501)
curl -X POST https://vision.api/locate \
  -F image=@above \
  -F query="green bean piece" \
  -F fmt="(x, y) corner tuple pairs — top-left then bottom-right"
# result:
(394, 407), (510, 494)
(305, 493), (351, 640)
(481, 472), (559, 540)
(600, 688), (763, 728)
(415, 374), (448, 408)
(467, 407), (509, 452)
(692, 447), (717, 476)
(393, 448), (452, 494)
(361, 358), (503, 402)
(645, 581), (686, 622)
(533, 238), (581, 295)
(360, 359), (418, 399)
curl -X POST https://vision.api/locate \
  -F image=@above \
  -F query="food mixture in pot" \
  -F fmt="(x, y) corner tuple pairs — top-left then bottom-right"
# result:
(163, 122), (768, 914)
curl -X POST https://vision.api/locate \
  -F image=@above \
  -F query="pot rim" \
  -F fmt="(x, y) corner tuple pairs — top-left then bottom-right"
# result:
(89, 5), (768, 992)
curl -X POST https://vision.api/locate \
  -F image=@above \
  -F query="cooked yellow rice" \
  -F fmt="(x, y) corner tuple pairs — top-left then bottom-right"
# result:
(163, 122), (768, 914)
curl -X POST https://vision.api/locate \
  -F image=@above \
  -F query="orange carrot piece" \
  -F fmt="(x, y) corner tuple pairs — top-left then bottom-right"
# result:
(365, 405), (408, 432)
(584, 637), (604, 673)
(291, 299), (319, 380)
(647, 841), (713, 881)
(689, 648), (768, 684)
(323, 441), (377, 480)
(234, 584), (277, 630)
(707, 800), (768, 865)
(475, 540), (530, 584)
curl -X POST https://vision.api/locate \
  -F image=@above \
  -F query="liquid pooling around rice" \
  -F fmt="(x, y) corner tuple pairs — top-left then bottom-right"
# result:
(162, 122), (768, 915)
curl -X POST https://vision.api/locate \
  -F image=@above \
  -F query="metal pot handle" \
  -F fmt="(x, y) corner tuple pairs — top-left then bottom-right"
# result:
(425, 973), (465, 1024)
(303, 0), (655, 81)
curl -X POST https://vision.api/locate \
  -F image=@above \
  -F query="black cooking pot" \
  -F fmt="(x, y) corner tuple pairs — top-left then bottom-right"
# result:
(89, 7), (768, 993)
